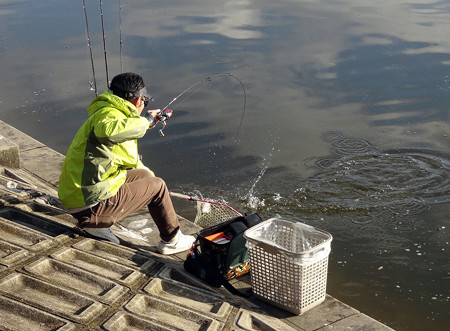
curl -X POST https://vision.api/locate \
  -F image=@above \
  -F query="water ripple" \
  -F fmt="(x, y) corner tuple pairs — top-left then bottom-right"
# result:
(331, 138), (378, 155)
(299, 150), (450, 210)
(338, 282), (365, 297)
(304, 155), (341, 169)
(320, 130), (345, 142)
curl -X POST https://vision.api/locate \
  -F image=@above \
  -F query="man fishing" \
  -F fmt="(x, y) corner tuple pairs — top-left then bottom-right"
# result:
(58, 72), (195, 255)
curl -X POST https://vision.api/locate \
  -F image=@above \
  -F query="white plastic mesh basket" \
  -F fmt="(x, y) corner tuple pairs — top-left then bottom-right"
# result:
(244, 218), (332, 315)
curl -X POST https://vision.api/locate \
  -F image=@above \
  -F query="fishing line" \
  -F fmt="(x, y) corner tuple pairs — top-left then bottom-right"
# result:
(161, 84), (205, 112)
(231, 74), (247, 141)
(82, 0), (98, 96)
(162, 73), (247, 141)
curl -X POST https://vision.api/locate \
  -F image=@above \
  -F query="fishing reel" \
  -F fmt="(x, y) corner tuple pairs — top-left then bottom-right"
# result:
(156, 108), (173, 137)
(147, 109), (173, 136)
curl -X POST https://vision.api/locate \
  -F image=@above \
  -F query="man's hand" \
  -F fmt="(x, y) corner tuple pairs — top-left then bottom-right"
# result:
(146, 109), (161, 128)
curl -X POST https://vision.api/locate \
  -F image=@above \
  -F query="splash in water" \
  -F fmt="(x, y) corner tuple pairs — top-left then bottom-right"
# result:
(242, 146), (279, 209)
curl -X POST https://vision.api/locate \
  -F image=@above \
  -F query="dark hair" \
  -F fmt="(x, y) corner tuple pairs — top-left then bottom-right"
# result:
(109, 72), (145, 100)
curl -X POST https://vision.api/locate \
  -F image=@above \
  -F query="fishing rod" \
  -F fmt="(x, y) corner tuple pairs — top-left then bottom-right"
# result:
(99, 0), (110, 85)
(118, 0), (123, 73)
(158, 73), (247, 140)
(82, 0), (98, 96)
(82, 0), (117, 94)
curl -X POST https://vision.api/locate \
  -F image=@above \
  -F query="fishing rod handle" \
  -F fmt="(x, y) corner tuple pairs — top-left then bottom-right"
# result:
(170, 192), (194, 200)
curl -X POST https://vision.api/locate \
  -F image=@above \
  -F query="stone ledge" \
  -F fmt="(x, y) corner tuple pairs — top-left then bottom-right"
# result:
(0, 136), (20, 168)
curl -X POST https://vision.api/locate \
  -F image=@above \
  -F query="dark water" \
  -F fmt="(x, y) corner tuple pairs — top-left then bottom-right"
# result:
(1, 0), (449, 329)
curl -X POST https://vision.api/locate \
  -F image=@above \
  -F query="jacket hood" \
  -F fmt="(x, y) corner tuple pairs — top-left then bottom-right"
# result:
(87, 90), (138, 117)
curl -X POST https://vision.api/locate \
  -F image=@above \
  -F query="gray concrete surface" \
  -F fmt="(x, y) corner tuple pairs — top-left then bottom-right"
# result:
(0, 119), (394, 330)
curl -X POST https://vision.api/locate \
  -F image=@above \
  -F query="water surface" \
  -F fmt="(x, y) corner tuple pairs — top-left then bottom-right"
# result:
(1, 1), (449, 329)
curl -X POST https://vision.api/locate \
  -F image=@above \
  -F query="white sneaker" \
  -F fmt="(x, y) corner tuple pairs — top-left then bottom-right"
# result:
(83, 227), (120, 244)
(157, 230), (196, 255)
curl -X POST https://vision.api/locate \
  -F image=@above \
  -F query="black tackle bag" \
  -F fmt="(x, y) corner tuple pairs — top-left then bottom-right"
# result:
(183, 212), (262, 297)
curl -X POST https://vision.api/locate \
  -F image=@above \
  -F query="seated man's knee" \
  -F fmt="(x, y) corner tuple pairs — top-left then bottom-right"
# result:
(140, 168), (155, 178)
(151, 176), (167, 189)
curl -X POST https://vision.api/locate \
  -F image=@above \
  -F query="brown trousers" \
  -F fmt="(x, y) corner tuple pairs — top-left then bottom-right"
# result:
(72, 169), (180, 242)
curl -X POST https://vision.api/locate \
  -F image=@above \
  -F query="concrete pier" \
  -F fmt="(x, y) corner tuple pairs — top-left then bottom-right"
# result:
(0, 120), (393, 330)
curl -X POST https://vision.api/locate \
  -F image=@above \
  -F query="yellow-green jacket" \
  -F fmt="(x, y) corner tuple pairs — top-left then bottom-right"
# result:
(58, 90), (152, 209)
